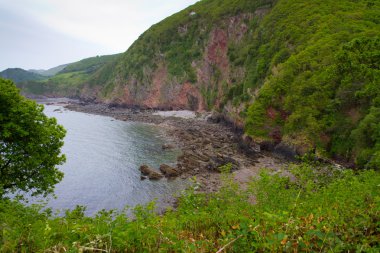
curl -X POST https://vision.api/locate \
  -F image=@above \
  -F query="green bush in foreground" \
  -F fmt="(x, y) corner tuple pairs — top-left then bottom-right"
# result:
(0, 163), (379, 252)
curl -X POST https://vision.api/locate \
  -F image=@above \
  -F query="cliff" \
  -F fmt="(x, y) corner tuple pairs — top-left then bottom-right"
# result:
(79, 1), (272, 112)
(20, 0), (380, 168)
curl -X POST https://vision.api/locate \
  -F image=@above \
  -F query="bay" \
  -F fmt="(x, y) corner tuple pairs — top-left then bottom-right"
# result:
(30, 100), (185, 215)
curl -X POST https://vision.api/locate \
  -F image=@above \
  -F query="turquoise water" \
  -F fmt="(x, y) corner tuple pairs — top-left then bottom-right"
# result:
(35, 103), (184, 215)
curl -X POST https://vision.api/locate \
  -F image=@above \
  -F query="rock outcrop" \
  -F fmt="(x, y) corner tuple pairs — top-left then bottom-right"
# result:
(139, 165), (163, 180)
(83, 4), (271, 120)
(159, 164), (179, 177)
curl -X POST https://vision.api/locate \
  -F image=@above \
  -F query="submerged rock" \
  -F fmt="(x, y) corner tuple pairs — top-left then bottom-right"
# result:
(148, 171), (164, 180)
(139, 165), (163, 180)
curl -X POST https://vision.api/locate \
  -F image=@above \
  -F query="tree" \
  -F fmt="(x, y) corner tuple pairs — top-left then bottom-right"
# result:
(0, 78), (66, 197)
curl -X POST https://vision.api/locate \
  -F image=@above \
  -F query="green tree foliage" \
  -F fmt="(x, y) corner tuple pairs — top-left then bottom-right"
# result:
(244, 0), (380, 168)
(0, 78), (66, 197)
(335, 37), (380, 168)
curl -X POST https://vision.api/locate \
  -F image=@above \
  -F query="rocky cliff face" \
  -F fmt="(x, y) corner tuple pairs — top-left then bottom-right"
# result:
(20, 0), (380, 168)
(85, 1), (274, 119)
(86, 0), (379, 168)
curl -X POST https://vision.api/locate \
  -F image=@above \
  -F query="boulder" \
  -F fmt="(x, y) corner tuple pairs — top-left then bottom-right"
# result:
(239, 134), (260, 153)
(207, 155), (239, 172)
(148, 171), (164, 180)
(206, 112), (224, 123)
(139, 165), (163, 180)
(139, 164), (152, 175)
(274, 142), (298, 160)
(159, 164), (179, 177)
(259, 140), (276, 151)
(182, 156), (201, 168)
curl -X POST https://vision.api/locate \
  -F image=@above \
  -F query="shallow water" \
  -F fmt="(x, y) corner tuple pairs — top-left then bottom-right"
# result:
(29, 102), (185, 215)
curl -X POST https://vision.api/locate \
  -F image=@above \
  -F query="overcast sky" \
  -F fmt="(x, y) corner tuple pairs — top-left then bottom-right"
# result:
(0, 0), (199, 71)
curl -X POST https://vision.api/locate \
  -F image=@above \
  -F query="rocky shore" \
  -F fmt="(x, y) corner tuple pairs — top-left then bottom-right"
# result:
(65, 102), (288, 193)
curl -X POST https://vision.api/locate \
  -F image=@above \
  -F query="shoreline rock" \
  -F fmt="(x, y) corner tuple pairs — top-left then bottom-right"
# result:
(159, 164), (179, 177)
(64, 100), (288, 193)
(139, 165), (164, 180)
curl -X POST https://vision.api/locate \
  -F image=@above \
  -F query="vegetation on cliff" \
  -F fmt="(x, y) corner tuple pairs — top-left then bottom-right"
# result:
(1, 163), (379, 252)
(1, 1), (380, 250)
(1, 79), (379, 251)
(89, 0), (276, 105)
(15, 0), (380, 168)
(67, 0), (380, 169)
(243, 0), (380, 169)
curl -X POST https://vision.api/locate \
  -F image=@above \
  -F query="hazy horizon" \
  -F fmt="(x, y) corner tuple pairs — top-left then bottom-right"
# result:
(0, 0), (199, 71)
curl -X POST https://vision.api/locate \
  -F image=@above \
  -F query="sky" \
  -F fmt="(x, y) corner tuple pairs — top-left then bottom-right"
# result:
(0, 0), (199, 71)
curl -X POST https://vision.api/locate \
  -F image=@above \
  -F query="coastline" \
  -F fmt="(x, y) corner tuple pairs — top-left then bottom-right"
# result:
(64, 101), (288, 193)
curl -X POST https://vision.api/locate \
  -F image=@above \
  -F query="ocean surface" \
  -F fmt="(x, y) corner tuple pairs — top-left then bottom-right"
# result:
(29, 101), (185, 215)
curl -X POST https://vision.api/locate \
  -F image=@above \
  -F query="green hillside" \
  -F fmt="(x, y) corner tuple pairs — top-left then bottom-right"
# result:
(243, 0), (380, 169)
(0, 68), (46, 83)
(17, 0), (380, 168)
(89, 0), (379, 168)
(59, 54), (120, 74)
(29, 64), (69, 77)
(20, 54), (121, 97)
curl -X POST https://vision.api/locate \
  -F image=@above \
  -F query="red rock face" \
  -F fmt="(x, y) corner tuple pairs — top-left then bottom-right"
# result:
(206, 29), (229, 71)
(175, 82), (206, 111)
(119, 65), (205, 111)
(155, 81), (206, 111)
(143, 65), (166, 108)
(102, 12), (268, 113)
